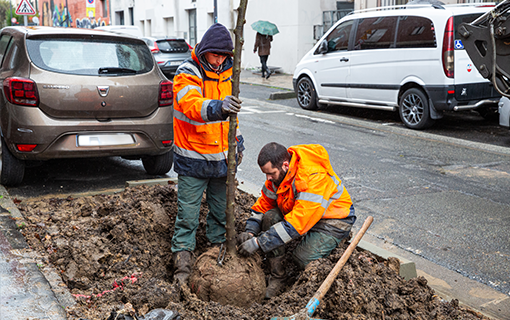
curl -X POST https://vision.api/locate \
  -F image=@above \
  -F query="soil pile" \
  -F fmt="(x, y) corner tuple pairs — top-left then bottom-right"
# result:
(17, 184), (492, 320)
(190, 247), (266, 307)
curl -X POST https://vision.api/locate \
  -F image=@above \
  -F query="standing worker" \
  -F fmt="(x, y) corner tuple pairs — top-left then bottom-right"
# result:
(238, 142), (356, 299)
(254, 32), (273, 79)
(171, 23), (245, 286)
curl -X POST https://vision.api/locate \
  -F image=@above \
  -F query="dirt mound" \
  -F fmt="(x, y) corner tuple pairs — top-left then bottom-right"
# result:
(17, 184), (492, 320)
(190, 247), (266, 307)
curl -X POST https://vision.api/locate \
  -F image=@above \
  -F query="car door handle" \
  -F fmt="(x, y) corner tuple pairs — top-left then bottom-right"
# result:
(340, 57), (349, 62)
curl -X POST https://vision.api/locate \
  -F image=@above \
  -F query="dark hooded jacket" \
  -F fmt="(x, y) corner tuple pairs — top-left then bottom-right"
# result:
(172, 23), (245, 178)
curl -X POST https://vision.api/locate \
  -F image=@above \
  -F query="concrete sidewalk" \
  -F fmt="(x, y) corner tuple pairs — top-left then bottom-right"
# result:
(0, 70), (509, 319)
(240, 68), (294, 91)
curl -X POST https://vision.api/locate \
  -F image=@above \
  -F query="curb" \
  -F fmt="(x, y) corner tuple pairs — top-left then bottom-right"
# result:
(0, 185), (71, 320)
(269, 91), (296, 100)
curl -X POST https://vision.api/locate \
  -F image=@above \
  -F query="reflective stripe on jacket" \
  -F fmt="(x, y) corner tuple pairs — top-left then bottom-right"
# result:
(173, 48), (244, 178)
(247, 144), (355, 252)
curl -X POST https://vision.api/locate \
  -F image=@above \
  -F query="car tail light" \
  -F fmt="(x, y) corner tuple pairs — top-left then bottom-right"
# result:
(442, 17), (454, 79)
(159, 80), (173, 107)
(151, 41), (160, 53)
(17, 144), (37, 152)
(161, 140), (173, 147)
(3, 77), (39, 106)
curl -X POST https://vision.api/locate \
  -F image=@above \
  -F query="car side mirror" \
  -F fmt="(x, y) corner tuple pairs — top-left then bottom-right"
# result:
(318, 40), (328, 54)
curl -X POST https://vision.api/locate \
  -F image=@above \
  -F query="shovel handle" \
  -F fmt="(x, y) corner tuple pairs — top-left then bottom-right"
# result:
(304, 216), (374, 317)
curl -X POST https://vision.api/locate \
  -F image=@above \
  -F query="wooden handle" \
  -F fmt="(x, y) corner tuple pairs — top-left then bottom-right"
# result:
(304, 216), (374, 316)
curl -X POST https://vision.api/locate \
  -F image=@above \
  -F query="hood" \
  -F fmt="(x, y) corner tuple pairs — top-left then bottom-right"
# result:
(284, 144), (337, 185)
(195, 23), (234, 58)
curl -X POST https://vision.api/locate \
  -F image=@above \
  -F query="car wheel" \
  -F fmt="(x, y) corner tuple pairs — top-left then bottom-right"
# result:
(0, 137), (25, 186)
(142, 151), (173, 175)
(296, 77), (318, 110)
(399, 88), (435, 129)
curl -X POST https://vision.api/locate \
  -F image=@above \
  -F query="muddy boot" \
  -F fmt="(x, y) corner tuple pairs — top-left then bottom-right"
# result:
(265, 255), (286, 299)
(173, 250), (192, 286)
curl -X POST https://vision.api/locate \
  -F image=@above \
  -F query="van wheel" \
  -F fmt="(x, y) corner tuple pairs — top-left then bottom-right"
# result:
(399, 88), (435, 129)
(0, 137), (25, 186)
(296, 77), (318, 110)
(142, 150), (173, 175)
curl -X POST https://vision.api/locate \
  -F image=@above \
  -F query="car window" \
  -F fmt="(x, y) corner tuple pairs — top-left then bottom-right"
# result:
(320, 20), (354, 54)
(396, 16), (436, 48)
(26, 37), (154, 75)
(0, 35), (12, 68)
(156, 40), (189, 53)
(354, 16), (398, 50)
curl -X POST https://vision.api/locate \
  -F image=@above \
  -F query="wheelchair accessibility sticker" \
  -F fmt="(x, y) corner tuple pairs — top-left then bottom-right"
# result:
(454, 40), (464, 49)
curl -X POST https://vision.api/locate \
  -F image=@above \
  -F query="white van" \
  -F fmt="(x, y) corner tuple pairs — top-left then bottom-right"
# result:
(293, 3), (500, 129)
(94, 26), (143, 38)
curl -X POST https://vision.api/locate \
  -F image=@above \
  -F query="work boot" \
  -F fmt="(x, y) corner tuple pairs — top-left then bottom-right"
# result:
(173, 250), (192, 286)
(265, 255), (286, 299)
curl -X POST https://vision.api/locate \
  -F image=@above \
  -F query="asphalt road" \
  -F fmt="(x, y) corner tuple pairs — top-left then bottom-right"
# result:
(234, 94), (510, 298)
(5, 84), (510, 300)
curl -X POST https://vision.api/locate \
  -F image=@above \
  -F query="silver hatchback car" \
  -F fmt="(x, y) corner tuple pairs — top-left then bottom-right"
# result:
(0, 26), (174, 186)
(142, 37), (191, 79)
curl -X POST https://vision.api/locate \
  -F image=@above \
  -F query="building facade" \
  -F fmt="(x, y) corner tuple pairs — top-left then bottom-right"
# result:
(36, 0), (111, 28)
(30, 0), (491, 73)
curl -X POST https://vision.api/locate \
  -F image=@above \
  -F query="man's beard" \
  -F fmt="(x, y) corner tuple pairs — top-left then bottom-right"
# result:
(273, 167), (287, 188)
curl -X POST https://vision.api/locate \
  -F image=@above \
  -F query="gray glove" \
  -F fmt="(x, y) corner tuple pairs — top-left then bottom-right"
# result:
(237, 231), (253, 245)
(238, 237), (260, 256)
(221, 95), (242, 114)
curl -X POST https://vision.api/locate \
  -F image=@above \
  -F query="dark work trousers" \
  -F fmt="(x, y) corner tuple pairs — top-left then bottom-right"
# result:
(259, 55), (270, 76)
(260, 208), (352, 270)
(171, 175), (227, 252)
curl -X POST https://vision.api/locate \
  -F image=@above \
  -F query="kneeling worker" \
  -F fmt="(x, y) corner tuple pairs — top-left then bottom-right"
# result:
(238, 142), (356, 299)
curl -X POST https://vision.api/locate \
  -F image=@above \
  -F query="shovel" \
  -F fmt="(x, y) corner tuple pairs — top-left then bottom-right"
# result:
(271, 216), (374, 320)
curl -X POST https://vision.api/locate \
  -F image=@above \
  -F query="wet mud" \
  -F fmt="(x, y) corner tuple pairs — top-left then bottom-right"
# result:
(17, 184), (492, 319)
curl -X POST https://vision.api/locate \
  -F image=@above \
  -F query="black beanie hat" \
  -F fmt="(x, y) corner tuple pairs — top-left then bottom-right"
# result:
(196, 23), (234, 58)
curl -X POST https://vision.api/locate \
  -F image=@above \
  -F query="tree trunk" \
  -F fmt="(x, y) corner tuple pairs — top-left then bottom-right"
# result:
(225, 0), (248, 256)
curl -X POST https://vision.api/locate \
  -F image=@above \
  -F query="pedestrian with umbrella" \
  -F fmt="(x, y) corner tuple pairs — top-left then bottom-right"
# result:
(252, 20), (279, 79)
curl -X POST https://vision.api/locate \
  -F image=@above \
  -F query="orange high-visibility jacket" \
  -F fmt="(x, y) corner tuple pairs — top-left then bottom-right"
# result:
(172, 47), (244, 178)
(248, 144), (355, 252)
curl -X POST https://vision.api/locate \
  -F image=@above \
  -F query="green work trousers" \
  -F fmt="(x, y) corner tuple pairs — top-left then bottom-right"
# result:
(171, 175), (227, 252)
(261, 208), (347, 270)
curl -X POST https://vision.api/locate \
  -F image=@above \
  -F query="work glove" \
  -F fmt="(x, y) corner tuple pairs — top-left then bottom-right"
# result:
(238, 237), (260, 257)
(237, 231), (253, 245)
(221, 95), (242, 114)
(237, 151), (243, 166)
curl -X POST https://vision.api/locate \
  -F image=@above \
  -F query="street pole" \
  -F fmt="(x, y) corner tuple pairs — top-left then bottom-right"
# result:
(214, 0), (217, 23)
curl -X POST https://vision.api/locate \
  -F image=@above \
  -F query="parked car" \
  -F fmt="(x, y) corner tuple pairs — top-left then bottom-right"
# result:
(94, 25), (143, 38)
(293, 3), (500, 129)
(0, 26), (174, 186)
(142, 37), (192, 78)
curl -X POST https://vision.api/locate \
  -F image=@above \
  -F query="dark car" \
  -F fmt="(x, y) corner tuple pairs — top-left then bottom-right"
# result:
(143, 37), (192, 78)
(0, 26), (174, 186)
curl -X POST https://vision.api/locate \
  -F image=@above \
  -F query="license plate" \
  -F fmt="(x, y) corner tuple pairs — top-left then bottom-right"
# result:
(77, 134), (135, 147)
(169, 61), (183, 66)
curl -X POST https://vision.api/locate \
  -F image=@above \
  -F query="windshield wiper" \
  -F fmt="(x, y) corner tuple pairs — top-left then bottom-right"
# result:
(98, 67), (137, 74)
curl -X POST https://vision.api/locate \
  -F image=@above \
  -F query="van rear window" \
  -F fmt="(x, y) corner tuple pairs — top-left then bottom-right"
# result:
(26, 37), (154, 76)
(396, 16), (436, 48)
